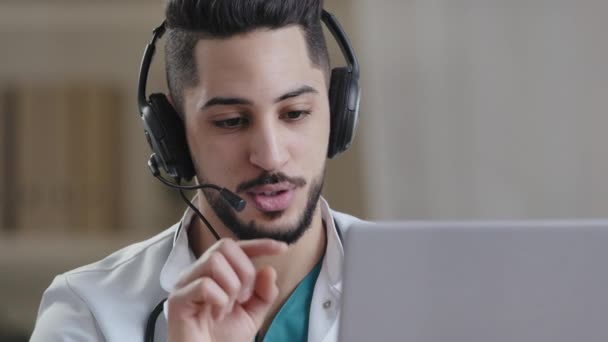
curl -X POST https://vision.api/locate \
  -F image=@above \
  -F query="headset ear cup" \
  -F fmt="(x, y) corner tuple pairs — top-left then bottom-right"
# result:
(327, 67), (360, 158)
(144, 94), (195, 181)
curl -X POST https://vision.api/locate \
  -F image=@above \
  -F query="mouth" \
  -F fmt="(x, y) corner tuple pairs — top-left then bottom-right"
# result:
(246, 182), (297, 212)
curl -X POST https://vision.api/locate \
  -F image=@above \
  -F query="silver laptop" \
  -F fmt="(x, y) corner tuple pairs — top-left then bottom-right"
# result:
(339, 220), (608, 342)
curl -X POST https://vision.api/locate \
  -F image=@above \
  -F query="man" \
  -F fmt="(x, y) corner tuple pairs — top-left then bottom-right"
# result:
(31, 0), (362, 341)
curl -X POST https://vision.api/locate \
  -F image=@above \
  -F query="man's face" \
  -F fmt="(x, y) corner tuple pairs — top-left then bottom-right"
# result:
(181, 26), (330, 244)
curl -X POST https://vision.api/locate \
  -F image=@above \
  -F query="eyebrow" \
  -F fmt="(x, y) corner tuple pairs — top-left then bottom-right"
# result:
(200, 85), (318, 110)
(201, 96), (252, 110)
(274, 85), (318, 103)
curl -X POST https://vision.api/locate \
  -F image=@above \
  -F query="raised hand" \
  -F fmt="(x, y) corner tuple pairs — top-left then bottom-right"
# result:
(167, 238), (288, 342)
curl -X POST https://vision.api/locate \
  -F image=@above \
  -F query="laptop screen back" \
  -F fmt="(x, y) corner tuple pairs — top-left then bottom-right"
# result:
(339, 220), (608, 342)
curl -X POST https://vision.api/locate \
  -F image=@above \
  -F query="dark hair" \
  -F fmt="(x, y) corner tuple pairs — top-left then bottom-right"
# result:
(164, 0), (331, 116)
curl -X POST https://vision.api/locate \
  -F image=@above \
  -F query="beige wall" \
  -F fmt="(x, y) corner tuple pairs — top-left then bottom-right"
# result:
(353, 0), (608, 220)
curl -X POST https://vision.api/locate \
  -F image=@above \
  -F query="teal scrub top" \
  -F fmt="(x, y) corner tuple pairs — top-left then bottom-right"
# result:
(257, 260), (323, 342)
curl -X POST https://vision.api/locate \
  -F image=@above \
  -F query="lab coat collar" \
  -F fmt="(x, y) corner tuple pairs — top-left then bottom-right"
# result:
(159, 206), (197, 293)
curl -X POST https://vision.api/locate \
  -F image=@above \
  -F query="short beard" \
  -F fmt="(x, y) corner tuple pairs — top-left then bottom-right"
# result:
(201, 172), (325, 245)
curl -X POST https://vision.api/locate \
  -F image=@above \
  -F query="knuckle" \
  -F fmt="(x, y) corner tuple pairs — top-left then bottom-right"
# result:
(207, 252), (223, 269)
(206, 252), (241, 294)
(217, 238), (236, 252)
(197, 278), (213, 300)
(225, 277), (241, 295)
(242, 262), (256, 282)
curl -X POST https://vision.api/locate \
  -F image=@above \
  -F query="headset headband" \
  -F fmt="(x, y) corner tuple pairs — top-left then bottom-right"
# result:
(137, 9), (358, 115)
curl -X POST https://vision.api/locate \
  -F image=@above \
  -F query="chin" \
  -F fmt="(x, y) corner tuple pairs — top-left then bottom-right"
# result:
(205, 172), (324, 244)
(252, 206), (301, 226)
(238, 202), (318, 244)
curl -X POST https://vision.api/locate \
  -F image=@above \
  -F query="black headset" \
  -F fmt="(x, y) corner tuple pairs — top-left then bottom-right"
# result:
(137, 10), (361, 184)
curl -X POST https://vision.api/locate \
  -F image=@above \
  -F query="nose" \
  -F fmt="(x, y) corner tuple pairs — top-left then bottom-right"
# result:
(248, 119), (289, 172)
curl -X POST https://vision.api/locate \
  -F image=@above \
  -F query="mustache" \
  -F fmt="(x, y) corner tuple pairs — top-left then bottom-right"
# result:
(236, 172), (306, 193)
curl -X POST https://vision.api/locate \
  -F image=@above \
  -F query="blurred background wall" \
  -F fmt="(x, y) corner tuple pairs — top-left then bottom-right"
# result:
(1, 0), (607, 339)
(353, 0), (608, 220)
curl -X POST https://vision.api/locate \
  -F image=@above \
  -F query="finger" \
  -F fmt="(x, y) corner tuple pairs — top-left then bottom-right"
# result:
(205, 252), (242, 309)
(175, 249), (242, 294)
(238, 239), (288, 258)
(243, 266), (279, 328)
(176, 239), (287, 303)
(175, 239), (286, 289)
(174, 252), (243, 317)
(174, 239), (245, 290)
(218, 239), (285, 303)
(168, 277), (230, 321)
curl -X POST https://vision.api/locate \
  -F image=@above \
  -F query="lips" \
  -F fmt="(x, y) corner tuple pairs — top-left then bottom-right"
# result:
(246, 182), (296, 212)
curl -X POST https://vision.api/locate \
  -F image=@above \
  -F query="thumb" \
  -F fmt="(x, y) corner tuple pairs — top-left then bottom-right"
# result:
(242, 266), (279, 328)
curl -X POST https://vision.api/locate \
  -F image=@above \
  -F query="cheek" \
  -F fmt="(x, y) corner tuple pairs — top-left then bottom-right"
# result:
(185, 125), (239, 179)
(292, 116), (330, 165)
(315, 112), (331, 152)
(200, 140), (241, 166)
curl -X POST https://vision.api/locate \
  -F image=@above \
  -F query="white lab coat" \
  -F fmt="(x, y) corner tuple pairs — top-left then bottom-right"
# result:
(30, 198), (362, 342)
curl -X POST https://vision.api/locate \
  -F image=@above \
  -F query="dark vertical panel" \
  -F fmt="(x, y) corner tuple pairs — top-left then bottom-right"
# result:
(1, 86), (17, 231)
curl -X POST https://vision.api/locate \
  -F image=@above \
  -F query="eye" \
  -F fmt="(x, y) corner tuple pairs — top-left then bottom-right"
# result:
(213, 117), (249, 129)
(281, 110), (310, 121)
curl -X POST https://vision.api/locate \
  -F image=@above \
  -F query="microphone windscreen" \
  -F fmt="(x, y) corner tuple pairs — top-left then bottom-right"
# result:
(219, 189), (246, 212)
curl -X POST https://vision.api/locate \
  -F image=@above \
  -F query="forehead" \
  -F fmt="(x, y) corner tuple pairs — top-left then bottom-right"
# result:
(190, 26), (326, 101)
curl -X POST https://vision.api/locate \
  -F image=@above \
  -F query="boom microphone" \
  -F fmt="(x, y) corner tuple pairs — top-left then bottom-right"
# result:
(147, 154), (246, 212)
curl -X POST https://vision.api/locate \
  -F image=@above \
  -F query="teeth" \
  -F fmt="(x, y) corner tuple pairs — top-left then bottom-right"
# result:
(262, 191), (277, 196)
